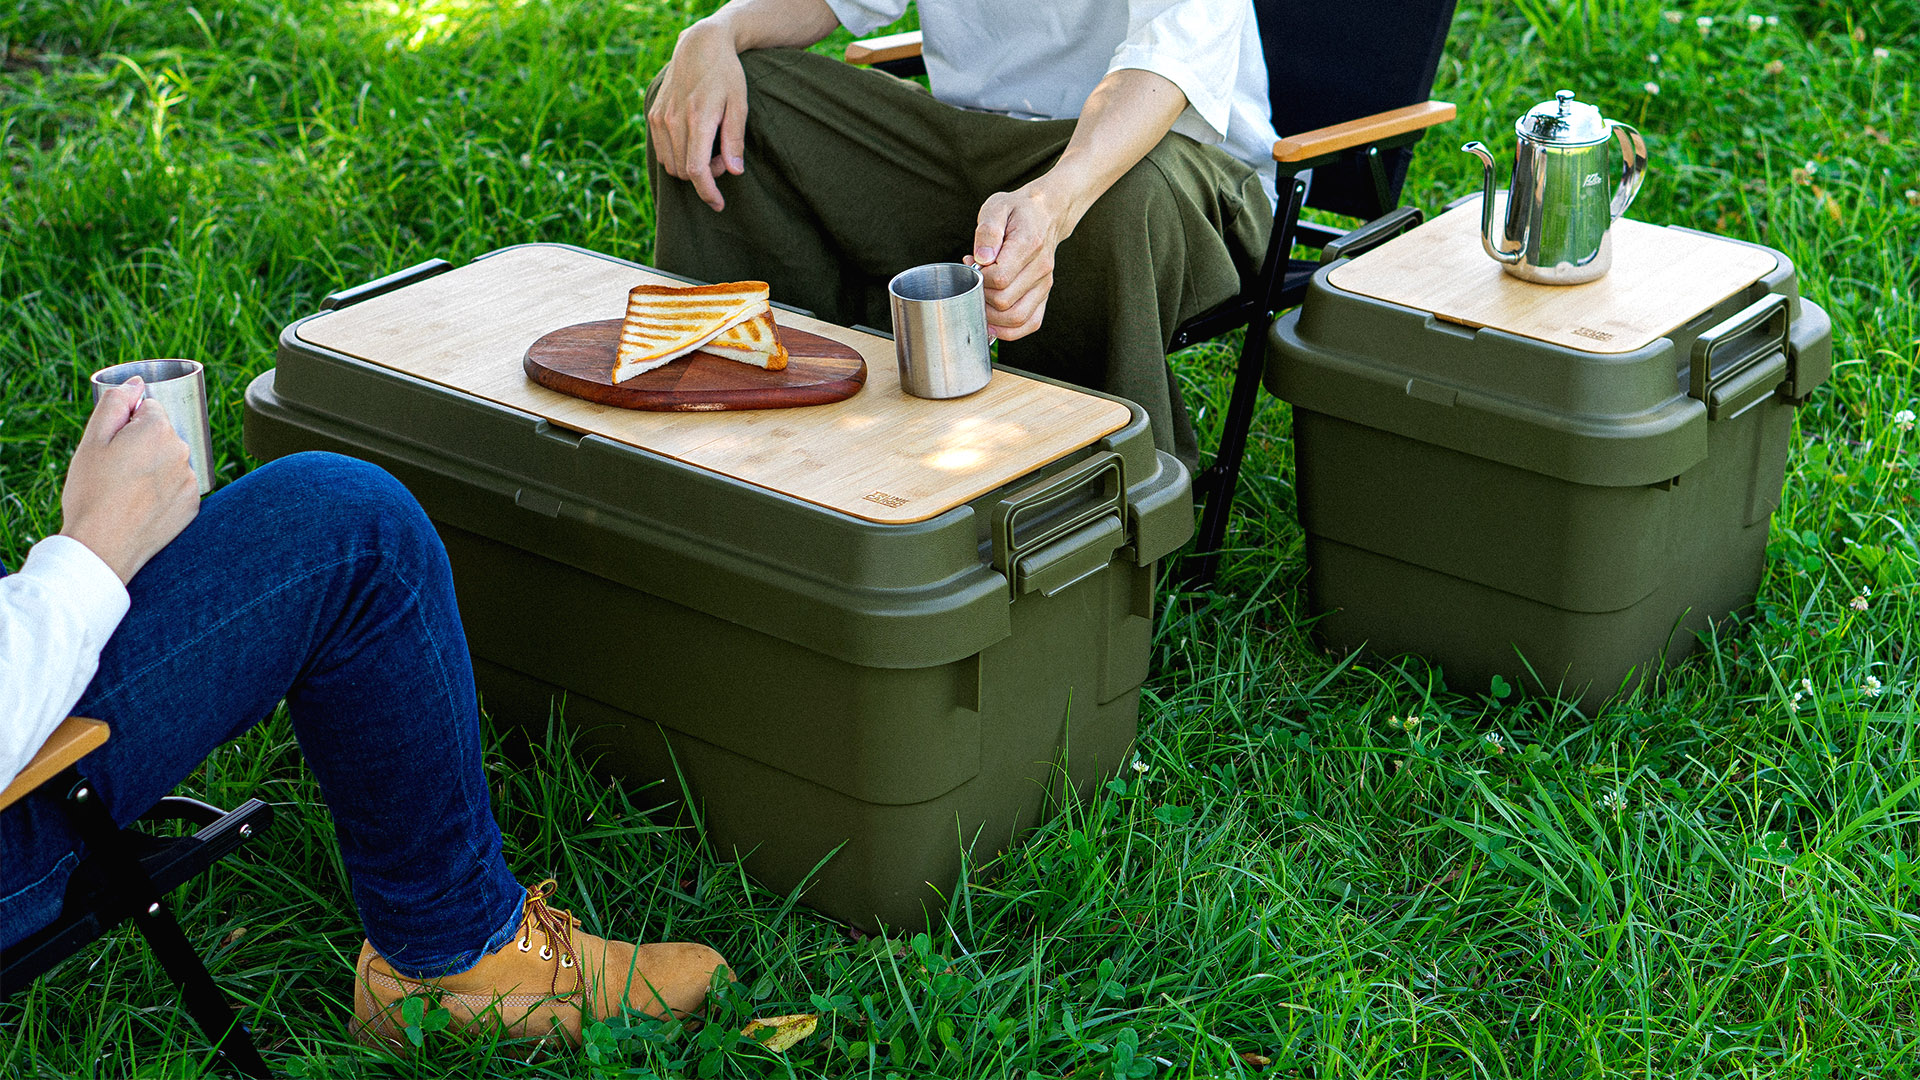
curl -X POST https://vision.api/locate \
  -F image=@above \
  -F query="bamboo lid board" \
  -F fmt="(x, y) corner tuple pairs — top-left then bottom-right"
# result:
(1326, 198), (1778, 354)
(293, 245), (1132, 524)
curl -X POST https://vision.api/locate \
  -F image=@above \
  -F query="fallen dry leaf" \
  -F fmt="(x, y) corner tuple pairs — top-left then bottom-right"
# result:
(1240, 1051), (1274, 1069)
(742, 1013), (817, 1053)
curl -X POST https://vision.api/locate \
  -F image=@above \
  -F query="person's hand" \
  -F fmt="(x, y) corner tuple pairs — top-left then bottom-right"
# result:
(966, 181), (1074, 341)
(647, 19), (750, 212)
(58, 379), (200, 585)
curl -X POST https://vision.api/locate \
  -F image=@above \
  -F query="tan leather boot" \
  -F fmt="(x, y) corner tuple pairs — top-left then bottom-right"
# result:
(352, 879), (730, 1050)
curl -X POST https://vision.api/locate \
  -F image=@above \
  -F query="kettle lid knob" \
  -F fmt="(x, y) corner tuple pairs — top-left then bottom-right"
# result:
(1519, 89), (1611, 144)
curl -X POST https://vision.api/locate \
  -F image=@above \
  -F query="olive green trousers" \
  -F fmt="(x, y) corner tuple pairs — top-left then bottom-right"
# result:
(646, 48), (1272, 472)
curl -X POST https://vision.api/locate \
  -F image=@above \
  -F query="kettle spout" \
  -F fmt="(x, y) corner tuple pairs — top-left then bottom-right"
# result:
(1461, 141), (1525, 265)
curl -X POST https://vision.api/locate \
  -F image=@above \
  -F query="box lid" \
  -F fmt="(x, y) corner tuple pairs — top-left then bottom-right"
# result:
(1327, 199), (1778, 353)
(291, 244), (1131, 525)
(1268, 230), (1827, 489)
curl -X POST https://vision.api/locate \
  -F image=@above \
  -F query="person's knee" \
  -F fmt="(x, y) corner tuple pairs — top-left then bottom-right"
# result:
(245, 453), (440, 563)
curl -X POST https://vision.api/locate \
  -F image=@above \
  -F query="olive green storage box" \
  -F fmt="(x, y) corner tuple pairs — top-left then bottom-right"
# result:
(243, 244), (1191, 931)
(1266, 221), (1830, 712)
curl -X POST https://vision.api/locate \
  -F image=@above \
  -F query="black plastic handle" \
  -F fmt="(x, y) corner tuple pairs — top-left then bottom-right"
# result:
(1321, 205), (1425, 264)
(320, 258), (454, 311)
(1689, 294), (1790, 420)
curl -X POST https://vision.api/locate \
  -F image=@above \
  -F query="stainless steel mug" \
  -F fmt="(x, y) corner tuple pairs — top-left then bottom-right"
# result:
(90, 359), (216, 495)
(888, 263), (992, 399)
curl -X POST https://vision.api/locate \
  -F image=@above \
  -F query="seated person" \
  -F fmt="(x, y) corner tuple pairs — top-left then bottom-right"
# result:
(0, 380), (730, 1048)
(645, 0), (1281, 473)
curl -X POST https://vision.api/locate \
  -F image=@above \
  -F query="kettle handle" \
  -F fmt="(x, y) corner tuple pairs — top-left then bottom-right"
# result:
(1609, 121), (1648, 220)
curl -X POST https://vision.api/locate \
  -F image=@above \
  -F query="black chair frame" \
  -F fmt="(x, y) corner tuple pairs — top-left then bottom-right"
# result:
(1176, 135), (1436, 586)
(2, 765), (275, 1078)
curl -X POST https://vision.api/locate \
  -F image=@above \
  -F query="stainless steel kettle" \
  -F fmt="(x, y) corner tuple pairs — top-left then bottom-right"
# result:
(1462, 90), (1648, 284)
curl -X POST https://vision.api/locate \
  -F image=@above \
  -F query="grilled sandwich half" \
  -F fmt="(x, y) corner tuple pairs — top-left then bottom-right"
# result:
(613, 281), (771, 383)
(701, 310), (789, 371)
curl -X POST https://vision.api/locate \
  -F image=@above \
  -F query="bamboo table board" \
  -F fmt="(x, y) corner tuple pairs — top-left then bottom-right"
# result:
(293, 245), (1132, 524)
(1327, 198), (1778, 354)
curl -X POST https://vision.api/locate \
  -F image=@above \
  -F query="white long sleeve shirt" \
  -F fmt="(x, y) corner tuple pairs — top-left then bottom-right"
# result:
(0, 536), (129, 792)
(824, 0), (1281, 204)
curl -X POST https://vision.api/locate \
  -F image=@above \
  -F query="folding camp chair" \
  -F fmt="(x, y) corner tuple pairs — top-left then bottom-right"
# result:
(848, 1), (1461, 585)
(0, 717), (275, 1078)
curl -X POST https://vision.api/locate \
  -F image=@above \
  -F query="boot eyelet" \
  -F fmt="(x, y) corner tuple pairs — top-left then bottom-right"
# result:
(560, 955), (574, 968)
(517, 939), (532, 952)
(540, 946), (554, 961)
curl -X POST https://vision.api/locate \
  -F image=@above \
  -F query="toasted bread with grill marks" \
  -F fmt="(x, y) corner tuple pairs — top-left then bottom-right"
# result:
(613, 281), (770, 383)
(702, 311), (789, 371)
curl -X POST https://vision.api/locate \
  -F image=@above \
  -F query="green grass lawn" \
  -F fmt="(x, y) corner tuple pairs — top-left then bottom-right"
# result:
(3, 1), (1918, 1076)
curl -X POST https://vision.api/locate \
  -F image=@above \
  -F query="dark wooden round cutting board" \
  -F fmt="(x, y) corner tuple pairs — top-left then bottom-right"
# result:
(524, 318), (866, 411)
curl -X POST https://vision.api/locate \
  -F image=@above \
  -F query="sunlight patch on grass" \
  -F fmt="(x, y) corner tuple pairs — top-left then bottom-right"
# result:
(355, 0), (526, 51)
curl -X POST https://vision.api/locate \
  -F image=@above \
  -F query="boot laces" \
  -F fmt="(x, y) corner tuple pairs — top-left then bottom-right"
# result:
(516, 879), (582, 997)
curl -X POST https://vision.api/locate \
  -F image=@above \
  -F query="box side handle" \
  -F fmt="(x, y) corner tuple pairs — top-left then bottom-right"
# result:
(989, 451), (1127, 599)
(1319, 205), (1424, 265)
(1689, 293), (1789, 421)
(320, 258), (454, 311)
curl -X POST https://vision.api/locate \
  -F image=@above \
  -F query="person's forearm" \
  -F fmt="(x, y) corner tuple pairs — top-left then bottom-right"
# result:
(1031, 69), (1188, 234)
(682, 0), (841, 54)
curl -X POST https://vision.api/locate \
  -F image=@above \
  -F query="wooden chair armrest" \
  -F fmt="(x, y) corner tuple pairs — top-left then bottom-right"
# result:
(844, 30), (923, 66)
(1273, 100), (1456, 164)
(0, 718), (109, 811)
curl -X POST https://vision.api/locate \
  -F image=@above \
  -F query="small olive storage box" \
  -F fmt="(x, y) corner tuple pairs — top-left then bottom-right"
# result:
(1266, 203), (1831, 711)
(244, 244), (1191, 930)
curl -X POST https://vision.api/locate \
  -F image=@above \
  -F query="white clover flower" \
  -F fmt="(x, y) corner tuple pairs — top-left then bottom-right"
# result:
(1748, 13), (1765, 29)
(1802, 678), (1816, 696)
(1645, 81), (1661, 95)
(1865, 676), (1884, 698)
(1696, 15), (1714, 33)
(1600, 789), (1629, 814)
(1766, 15), (1779, 24)
(1131, 755), (1149, 774)
(1873, 47), (1890, 60)
(1664, 9), (1686, 23)
(1851, 595), (1871, 612)
(1648, 51), (1662, 64)
(1483, 731), (1506, 754)
(1894, 408), (1915, 430)
(1788, 691), (1803, 712)
(1804, 160), (1819, 175)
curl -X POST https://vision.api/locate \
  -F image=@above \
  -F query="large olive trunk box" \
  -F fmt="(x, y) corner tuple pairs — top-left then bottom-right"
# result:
(1267, 215), (1830, 712)
(244, 244), (1191, 930)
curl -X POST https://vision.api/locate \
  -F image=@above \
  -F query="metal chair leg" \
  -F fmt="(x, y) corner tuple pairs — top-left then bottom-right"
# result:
(132, 902), (272, 1079)
(66, 781), (272, 1078)
(1183, 325), (1270, 588)
(1181, 175), (1308, 589)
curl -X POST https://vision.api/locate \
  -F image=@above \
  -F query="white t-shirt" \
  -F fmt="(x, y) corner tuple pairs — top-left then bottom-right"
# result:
(825, 0), (1281, 205)
(0, 536), (129, 792)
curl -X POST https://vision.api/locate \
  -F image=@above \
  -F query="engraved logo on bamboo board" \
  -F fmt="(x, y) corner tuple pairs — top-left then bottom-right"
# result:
(863, 491), (910, 508)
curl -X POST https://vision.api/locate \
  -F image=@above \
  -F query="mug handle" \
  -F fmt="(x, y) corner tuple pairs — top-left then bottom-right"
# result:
(1609, 121), (1648, 220)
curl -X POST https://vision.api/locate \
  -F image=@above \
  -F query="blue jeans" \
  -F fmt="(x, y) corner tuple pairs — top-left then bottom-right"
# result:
(1, 453), (523, 976)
